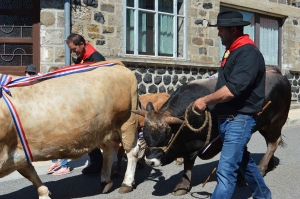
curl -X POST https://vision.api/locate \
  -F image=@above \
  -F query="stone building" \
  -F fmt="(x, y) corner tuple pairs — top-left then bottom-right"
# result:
(1, 0), (300, 100)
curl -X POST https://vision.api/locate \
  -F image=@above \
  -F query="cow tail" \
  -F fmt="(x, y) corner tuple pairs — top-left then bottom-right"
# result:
(279, 135), (287, 148)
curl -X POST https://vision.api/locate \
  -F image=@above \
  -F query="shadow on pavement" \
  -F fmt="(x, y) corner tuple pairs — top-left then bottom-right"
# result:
(0, 153), (279, 199)
(150, 153), (279, 198)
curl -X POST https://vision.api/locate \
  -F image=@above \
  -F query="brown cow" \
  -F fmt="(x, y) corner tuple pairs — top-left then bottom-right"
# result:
(113, 92), (170, 177)
(0, 60), (140, 198)
(138, 93), (170, 127)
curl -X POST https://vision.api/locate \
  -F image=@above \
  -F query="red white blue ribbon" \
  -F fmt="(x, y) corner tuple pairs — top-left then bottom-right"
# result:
(8, 62), (116, 88)
(0, 62), (116, 163)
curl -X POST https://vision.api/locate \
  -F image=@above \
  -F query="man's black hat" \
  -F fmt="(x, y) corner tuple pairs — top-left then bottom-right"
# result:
(209, 10), (251, 27)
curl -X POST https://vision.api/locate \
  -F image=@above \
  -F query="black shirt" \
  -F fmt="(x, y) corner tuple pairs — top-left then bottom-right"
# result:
(75, 51), (106, 64)
(213, 44), (266, 115)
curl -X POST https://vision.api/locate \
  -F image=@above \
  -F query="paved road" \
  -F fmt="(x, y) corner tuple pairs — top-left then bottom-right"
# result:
(0, 125), (299, 199)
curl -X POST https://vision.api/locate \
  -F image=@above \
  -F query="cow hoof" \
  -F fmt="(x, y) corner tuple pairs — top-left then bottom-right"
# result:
(175, 161), (183, 166)
(39, 196), (51, 199)
(175, 158), (183, 166)
(38, 186), (51, 199)
(260, 170), (266, 177)
(118, 184), (133, 194)
(101, 181), (113, 194)
(172, 189), (188, 196)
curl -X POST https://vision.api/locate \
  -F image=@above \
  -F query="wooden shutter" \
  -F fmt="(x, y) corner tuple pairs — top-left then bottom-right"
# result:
(0, 0), (40, 76)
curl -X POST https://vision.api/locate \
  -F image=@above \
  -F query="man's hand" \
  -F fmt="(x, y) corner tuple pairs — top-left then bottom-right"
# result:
(193, 86), (235, 112)
(194, 98), (207, 112)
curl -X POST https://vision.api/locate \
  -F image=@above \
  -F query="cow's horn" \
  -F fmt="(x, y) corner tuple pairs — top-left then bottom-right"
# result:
(165, 117), (184, 125)
(131, 109), (147, 117)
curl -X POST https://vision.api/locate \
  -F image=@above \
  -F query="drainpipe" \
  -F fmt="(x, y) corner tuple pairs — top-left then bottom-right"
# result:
(64, 0), (71, 66)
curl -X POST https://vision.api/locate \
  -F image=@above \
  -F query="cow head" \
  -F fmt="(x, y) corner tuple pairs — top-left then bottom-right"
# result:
(132, 102), (183, 167)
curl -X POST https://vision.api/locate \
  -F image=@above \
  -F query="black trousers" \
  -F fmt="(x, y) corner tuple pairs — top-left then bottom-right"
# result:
(88, 148), (103, 164)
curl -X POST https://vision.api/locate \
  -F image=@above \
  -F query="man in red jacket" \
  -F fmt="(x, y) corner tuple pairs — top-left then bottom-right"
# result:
(67, 33), (105, 64)
(66, 33), (105, 174)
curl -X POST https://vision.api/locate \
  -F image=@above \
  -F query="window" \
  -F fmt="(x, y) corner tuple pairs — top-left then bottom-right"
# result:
(219, 7), (282, 67)
(125, 0), (186, 58)
(0, 0), (40, 76)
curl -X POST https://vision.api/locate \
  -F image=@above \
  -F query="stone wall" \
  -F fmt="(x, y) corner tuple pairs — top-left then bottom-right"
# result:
(188, 0), (220, 65)
(219, 0), (300, 102)
(125, 63), (218, 96)
(39, 0), (300, 101)
(53, 0), (223, 68)
(219, 0), (300, 75)
(39, 0), (300, 73)
(270, 0), (300, 6)
(282, 17), (300, 73)
(71, 0), (123, 58)
(287, 71), (300, 102)
(40, 0), (65, 73)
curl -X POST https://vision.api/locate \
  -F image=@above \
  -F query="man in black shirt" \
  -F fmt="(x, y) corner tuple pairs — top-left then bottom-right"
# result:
(194, 11), (271, 199)
(66, 33), (105, 175)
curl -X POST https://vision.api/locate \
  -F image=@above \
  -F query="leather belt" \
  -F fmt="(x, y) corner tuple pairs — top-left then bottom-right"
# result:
(217, 113), (256, 119)
(217, 114), (235, 119)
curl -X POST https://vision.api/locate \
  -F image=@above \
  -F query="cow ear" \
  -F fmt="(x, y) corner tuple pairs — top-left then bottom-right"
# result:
(131, 109), (147, 117)
(165, 117), (184, 125)
(146, 102), (154, 111)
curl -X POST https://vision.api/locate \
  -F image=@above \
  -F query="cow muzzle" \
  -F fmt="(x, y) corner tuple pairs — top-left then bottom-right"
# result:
(144, 147), (164, 167)
(144, 156), (161, 167)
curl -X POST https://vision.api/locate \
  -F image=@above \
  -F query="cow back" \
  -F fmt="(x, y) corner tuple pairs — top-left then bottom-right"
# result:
(256, 66), (291, 132)
(160, 78), (217, 119)
(0, 60), (138, 162)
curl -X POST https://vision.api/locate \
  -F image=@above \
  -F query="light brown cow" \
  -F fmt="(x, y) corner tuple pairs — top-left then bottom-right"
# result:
(138, 93), (170, 127)
(0, 60), (140, 198)
(113, 93), (170, 177)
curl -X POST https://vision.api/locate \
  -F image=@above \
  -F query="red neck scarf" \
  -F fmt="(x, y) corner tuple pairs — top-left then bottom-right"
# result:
(221, 34), (256, 67)
(80, 42), (97, 63)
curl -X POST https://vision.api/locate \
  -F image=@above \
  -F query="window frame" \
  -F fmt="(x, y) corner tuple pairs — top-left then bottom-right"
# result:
(220, 6), (283, 69)
(124, 0), (187, 60)
(254, 13), (283, 69)
(0, 0), (40, 76)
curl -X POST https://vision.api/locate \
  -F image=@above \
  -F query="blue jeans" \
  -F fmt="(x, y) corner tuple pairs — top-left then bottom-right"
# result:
(52, 159), (68, 168)
(211, 114), (271, 199)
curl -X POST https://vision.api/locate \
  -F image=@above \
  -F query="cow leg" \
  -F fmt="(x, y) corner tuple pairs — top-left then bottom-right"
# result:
(118, 110), (139, 194)
(257, 134), (282, 176)
(118, 139), (139, 194)
(175, 157), (184, 166)
(172, 156), (196, 196)
(17, 164), (51, 199)
(112, 146), (125, 178)
(100, 145), (115, 193)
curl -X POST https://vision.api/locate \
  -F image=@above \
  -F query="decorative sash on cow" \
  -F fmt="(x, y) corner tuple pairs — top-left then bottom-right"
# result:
(0, 62), (116, 163)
